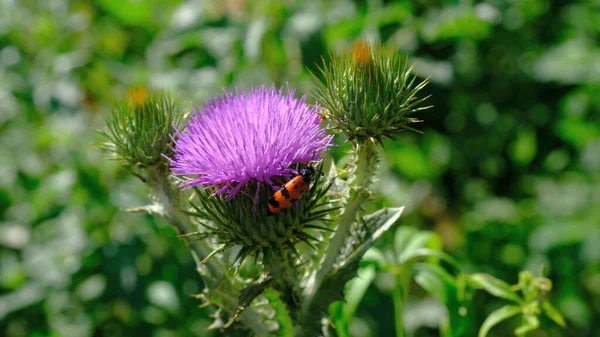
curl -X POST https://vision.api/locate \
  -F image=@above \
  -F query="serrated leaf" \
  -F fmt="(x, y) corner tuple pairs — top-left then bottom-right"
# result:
(263, 289), (294, 337)
(360, 247), (388, 269)
(328, 162), (350, 199)
(470, 274), (523, 304)
(541, 300), (566, 327)
(338, 207), (405, 269)
(478, 305), (522, 337)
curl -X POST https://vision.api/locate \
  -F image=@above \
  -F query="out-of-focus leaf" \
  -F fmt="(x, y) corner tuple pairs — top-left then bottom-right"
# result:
(510, 128), (537, 165)
(414, 263), (471, 337)
(394, 226), (419, 257)
(470, 274), (523, 304)
(96, 0), (155, 26)
(342, 266), (377, 324)
(414, 263), (454, 302)
(478, 305), (521, 337)
(541, 300), (566, 327)
(400, 248), (462, 271)
(514, 314), (539, 336)
(360, 247), (388, 270)
(329, 301), (348, 337)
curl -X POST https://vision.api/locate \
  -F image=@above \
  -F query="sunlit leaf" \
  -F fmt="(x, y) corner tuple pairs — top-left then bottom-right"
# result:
(414, 263), (455, 302)
(394, 226), (419, 257)
(470, 274), (523, 304)
(478, 305), (521, 337)
(400, 248), (462, 271)
(342, 266), (377, 323)
(541, 300), (566, 327)
(514, 314), (539, 336)
(360, 247), (388, 270)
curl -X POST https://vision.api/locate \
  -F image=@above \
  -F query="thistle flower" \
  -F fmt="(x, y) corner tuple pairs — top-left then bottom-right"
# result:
(171, 85), (333, 200)
(313, 40), (432, 145)
(170, 86), (335, 262)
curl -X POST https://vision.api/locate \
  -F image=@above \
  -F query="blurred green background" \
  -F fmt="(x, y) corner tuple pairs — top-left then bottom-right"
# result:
(1, 0), (599, 336)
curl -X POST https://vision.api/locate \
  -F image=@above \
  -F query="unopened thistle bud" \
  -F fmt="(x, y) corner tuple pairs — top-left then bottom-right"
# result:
(100, 85), (181, 168)
(313, 40), (432, 145)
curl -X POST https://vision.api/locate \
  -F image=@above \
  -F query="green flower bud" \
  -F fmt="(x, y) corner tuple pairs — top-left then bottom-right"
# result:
(313, 41), (432, 144)
(99, 86), (181, 168)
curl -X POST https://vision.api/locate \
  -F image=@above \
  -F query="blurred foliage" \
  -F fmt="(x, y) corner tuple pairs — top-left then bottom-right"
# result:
(1, 0), (599, 337)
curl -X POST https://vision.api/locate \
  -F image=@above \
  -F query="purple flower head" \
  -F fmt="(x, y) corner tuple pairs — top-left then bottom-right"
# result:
(170, 85), (333, 200)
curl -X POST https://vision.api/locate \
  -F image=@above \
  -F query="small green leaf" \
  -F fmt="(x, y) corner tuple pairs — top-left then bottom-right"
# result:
(471, 274), (523, 304)
(514, 314), (539, 336)
(414, 263), (455, 302)
(478, 305), (522, 337)
(541, 300), (566, 327)
(394, 226), (418, 256)
(343, 266), (377, 322)
(329, 302), (349, 337)
(360, 247), (388, 270)
(414, 263), (472, 337)
(400, 248), (462, 271)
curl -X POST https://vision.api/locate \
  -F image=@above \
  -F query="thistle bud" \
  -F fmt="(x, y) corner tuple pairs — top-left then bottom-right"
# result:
(100, 85), (181, 168)
(313, 40), (432, 145)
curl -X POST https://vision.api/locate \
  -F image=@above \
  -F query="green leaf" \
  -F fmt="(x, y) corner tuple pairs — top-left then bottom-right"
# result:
(342, 266), (377, 323)
(514, 314), (539, 336)
(394, 226), (419, 256)
(402, 231), (435, 255)
(262, 289), (295, 337)
(478, 305), (522, 337)
(329, 302), (349, 337)
(541, 300), (566, 327)
(400, 248), (462, 271)
(338, 207), (405, 270)
(470, 274), (523, 304)
(414, 263), (471, 337)
(414, 263), (454, 303)
(97, 0), (155, 26)
(360, 247), (388, 270)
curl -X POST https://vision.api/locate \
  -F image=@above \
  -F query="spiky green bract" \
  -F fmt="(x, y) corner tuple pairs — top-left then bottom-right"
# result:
(99, 87), (181, 168)
(312, 41), (431, 144)
(186, 162), (336, 265)
(186, 163), (337, 320)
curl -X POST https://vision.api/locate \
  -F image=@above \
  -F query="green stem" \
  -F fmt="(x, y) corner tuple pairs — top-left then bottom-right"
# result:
(302, 141), (378, 312)
(392, 270), (410, 337)
(145, 165), (222, 284)
(265, 248), (301, 323)
(143, 165), (271, 335)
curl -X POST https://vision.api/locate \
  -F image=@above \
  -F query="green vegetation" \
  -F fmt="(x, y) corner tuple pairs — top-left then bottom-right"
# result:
(1, 0), (598, 336)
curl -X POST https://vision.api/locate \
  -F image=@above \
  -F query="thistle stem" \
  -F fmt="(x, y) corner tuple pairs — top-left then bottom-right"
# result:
(265, 248), (301, 322)
(144, 165), (271, 335)
(302, 140), (378, 312)
(145, 165), (222, 284)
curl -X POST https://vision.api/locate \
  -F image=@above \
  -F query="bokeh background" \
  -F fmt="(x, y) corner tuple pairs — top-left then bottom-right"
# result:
(1, 0), (599, 336)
